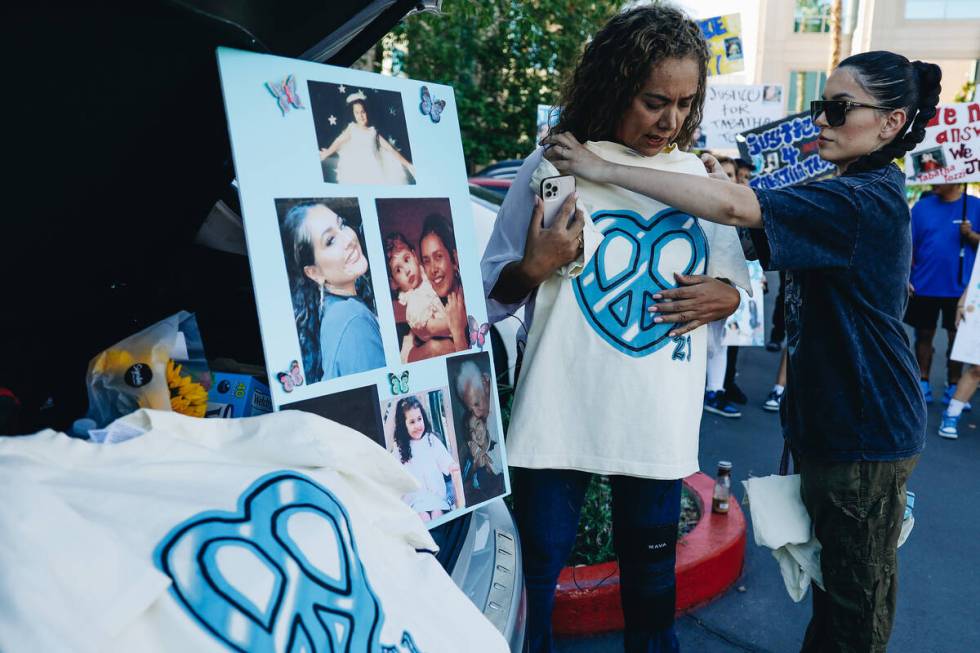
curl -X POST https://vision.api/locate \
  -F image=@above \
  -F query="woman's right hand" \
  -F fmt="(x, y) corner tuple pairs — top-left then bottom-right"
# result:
(518, 194), (584, 286)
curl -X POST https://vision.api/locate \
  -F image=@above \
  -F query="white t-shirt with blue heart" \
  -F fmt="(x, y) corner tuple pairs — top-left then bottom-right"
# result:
(0, 409), (508, 653)
(482, 143), (749, 479)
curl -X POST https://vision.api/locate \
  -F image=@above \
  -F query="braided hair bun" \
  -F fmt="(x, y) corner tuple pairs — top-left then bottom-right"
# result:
(838, 52), (942, 174)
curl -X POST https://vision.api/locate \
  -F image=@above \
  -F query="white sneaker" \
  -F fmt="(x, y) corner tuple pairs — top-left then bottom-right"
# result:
(763, 388), (783, 412)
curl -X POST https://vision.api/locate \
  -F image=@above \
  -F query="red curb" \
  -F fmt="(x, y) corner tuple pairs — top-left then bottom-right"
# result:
(552, 472), (746, 637)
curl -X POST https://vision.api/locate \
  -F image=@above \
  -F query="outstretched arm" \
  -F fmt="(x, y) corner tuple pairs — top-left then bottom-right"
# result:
(544, 132), (764, 229)
(379, 136), (416, 176)
(320, 128), (350, 160)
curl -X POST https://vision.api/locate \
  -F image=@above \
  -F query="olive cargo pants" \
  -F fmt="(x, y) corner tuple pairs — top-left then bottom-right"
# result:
(799, 455), (918, 653)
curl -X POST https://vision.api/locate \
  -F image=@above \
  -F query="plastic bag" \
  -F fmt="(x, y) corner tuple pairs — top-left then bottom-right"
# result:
(85, 311), (210, 427)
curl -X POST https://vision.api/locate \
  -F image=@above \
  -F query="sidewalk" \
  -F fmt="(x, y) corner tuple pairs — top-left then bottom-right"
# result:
(557, 322), (980, 652)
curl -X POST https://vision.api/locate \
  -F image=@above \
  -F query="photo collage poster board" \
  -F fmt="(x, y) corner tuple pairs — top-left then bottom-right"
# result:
(904, 102), (980, 185)
(217, 48), (510, 528)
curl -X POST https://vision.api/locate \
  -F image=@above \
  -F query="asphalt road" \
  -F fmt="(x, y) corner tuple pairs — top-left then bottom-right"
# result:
(557, 279), (980, 653)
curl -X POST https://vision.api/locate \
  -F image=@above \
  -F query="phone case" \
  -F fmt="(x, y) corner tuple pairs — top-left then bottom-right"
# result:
(540, 175), (576, 228)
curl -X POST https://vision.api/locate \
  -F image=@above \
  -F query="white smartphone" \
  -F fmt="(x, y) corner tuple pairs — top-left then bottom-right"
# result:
(539, 174), (576, 228)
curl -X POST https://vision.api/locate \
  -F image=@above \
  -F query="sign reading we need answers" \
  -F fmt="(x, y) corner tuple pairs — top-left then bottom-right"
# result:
(905, 102), (980, 185)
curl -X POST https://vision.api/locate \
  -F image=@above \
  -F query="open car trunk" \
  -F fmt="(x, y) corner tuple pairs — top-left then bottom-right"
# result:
(4, 0), (420, 432)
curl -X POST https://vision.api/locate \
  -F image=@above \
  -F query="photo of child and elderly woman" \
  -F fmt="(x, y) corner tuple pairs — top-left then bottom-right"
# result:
(277, 197), (385, 384)
(308, 81), (416, 185)
(376, 198), (471, 363)
(446, 352), (505, 506)
(382, 389), (465, 522)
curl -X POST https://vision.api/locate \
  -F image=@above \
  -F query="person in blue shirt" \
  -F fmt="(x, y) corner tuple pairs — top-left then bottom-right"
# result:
(546, 50), (937, 653)
(905, 183), (980, 404)
(280, 201), (386, 383)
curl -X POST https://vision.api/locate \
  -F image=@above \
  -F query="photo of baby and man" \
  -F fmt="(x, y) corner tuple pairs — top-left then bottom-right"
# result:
(308, 80), (416, 185)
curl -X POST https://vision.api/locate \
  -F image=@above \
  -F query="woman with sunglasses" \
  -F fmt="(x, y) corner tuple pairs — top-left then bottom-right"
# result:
(545, 51), (940, 652)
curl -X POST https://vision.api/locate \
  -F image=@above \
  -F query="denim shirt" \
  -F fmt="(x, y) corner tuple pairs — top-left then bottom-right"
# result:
(319, 293), (386, 381)
(753, 164), (926, 462)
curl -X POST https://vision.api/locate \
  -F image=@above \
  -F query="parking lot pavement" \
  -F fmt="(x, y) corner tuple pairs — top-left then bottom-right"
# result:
(558, 305), (980, 652)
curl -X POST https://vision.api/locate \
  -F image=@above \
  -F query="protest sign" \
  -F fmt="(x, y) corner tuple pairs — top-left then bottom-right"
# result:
(723, 260), (766, 347)
(217, 48), (510, 527)
(697, 84), (784, 149)
(952, 254), (980, 365)
(737, 111), (835, 190)
(536, 104), (560, 143)
(698, 14), (744, 76)
(905, 102), (980, 185)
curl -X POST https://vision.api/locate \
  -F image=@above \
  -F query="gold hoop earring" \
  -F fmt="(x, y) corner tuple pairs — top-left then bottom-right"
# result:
(664, 143), (677, 153)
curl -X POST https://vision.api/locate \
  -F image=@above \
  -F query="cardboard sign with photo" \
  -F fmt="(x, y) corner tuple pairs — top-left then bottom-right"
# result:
(382, 388), (466, 523)
(217, 47), (509, 529)
(445, 352), (506, 507)
(308, 81), (416, 185)
(376, 198), (470, 364)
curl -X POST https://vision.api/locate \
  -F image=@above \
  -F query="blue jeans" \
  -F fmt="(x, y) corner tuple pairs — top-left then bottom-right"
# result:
(513, 468), (682, 653)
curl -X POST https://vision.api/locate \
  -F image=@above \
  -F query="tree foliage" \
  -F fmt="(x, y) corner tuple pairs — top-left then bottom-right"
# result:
(375, 1), (622, 171)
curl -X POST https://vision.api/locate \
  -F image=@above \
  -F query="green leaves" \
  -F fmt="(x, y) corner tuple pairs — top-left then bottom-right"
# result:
(386, 0), (621, 171)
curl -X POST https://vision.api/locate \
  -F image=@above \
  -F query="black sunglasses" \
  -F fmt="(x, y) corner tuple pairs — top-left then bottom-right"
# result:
(810, 99), (892, 127)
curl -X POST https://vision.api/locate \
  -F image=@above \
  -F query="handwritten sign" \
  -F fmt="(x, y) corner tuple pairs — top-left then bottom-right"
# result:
(698, 84), (784, 149)
(737, 112), (835, 190)
(535, 104), (560, 143)
(698, 14), (744, 76)
(722, 260), (766, 347)
(905, 102), (980, 185)
(952, 254), (980, 365)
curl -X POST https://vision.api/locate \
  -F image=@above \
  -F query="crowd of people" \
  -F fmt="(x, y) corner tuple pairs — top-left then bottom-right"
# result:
(480, 3), (968, 652)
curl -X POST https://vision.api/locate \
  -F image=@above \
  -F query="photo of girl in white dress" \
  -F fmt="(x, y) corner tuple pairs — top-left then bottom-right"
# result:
(309, 81), (416, 185)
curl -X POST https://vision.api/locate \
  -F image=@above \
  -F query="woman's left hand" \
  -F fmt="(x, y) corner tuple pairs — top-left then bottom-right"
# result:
(647, 274), (741, 336)
(543, 132), (611, 182)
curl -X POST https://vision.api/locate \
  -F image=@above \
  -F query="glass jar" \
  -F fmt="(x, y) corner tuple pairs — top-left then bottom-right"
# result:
(712, 461), (733, 514)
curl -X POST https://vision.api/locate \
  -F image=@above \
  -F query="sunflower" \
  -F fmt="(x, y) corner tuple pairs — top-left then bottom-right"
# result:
(166, 360), (209, 418)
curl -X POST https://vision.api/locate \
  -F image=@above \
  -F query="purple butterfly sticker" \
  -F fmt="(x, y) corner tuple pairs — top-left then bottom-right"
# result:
(265, 75), (305, 116)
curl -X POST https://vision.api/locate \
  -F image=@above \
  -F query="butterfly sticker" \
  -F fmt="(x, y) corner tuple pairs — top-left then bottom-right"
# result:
(468, 316), (490, 350)
(419, 86), (446, 124)
(277, 360), (304, 393)
(265, 75), (305, 116)
(388, 370), (410, 395)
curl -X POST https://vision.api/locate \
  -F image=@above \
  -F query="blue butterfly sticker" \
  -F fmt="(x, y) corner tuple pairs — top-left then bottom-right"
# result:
(388, 370), (410, 395)
(265, 74), (305, 116)
(419, 86), (446, 124)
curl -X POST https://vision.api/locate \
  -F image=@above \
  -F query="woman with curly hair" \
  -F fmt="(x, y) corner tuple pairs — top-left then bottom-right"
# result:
(481, 5), (748, 651)
(390, 395), (460, 521)
(280, 200), (385, 383)
(548, 50), (939, 652)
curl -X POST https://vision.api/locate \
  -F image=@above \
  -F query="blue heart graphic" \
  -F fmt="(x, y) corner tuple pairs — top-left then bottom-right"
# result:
(574, 208), (708, 356)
